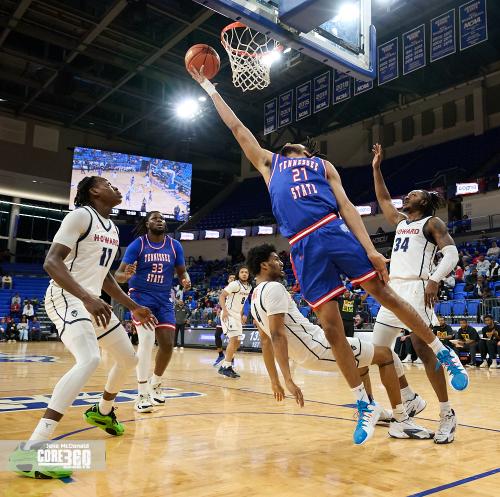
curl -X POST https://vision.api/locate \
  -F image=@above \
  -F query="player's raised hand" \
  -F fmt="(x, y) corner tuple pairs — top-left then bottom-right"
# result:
(272, 382), (285, 402)
(82, 295), (113, 328)
(285, 378), (304, 407)
(124, 262), (137, 279)
(372, 143), (383, 169)
(368, 251), (390, 284)
(188, 65), (206, 84)
(133, 306), (158, 331)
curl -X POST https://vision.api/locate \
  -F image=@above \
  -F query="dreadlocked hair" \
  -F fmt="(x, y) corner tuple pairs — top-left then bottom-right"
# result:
(246, 244), (276, 277)
(133, 211), (162, 237)
(74, 176), (99, 207)
(421, 190), (446, 216)
(304, 136), (327, 160)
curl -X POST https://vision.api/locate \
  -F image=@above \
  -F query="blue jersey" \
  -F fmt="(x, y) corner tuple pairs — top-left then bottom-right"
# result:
(268, 154), (339, 238)
(122, 235), (185, 297)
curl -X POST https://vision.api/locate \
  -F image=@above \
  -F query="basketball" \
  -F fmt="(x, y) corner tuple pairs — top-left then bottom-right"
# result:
(185, 44), (220, 80)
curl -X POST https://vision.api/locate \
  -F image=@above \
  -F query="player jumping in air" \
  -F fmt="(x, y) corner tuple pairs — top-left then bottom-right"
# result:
(217, 266), (251, 378)
(115, 211), (190, 413)
(10, 177), (156, 479)
(370, 144), (461, 444)
(247, 244), (433, 441)
(190, 66), (468, 445)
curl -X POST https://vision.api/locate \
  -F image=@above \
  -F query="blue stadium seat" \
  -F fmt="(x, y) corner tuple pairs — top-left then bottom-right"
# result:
(466, 300), (480, 316)
(452, 300), (467, 317)
(438, 301), (453, 316)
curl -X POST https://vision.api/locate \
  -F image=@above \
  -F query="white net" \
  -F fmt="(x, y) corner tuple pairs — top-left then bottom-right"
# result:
(221, 22), (281, 92)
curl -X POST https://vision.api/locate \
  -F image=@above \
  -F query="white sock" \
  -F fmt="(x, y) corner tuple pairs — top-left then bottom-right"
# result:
(138, 382), (149, 395)
(98, 398), (114, 415)
(439, 401), (452, 416)
(221, 360), (232, 368)
(429, 337), (446, 355)
(351, 384), (370, 403)
(27, 418), (59, 448)
(393, 404), (408, 422)
(150, 374), (162, 386)
(401, 385), (416, 402)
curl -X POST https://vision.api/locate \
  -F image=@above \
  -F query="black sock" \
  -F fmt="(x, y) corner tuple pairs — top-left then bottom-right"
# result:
(368, 394), (374, 403)
(218, 351), (224, 357)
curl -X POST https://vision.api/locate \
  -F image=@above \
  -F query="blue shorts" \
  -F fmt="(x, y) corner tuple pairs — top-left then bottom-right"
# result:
(129, 290), (175, 330)
(289, 216), (377, 309)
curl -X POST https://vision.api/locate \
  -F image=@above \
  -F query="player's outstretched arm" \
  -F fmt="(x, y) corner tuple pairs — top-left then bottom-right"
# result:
(102, 273), (157, 329)
(114, 261), (137, 283)
(268, 313), (304, 407)
(256, 325), (284, 401)
(188, 66), (272, 180)
(371, 143), (406, 226)
(325, 160), (389, 283)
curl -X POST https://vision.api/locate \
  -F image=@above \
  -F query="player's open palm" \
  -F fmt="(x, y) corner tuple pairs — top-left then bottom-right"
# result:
(372, 143), (383, 169)
(133, 306), (158, 330)
(188, 65), (206, 84)
(82, 295), (113, 328)
(285, 379), (304, 407)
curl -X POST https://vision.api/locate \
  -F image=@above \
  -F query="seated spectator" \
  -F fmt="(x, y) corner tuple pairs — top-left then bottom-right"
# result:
(476, 255), (491, 277)
(473, 276), (489, 298)
(464, 268), (478, 292)
(440, 273), (455, 300)
(478, 315), (499, 368)
(22, 300), (35, 320)
(1, 274), (12, 289)
(30, 316), (41, 341)
(5, 317), (17, 342)
(394, 330), (418, 363)
(488, 261), (500, 282)
(454, 265), (464, 282)
(17, 316), (29, 342)
(452, 319), (480, 366)
(487, 241), (500, 258)
(11, 293), (21, 306)
(0, 317), (6, 341)
(432, 316), (454, 348)
(10, 300), (20, 318)
(353, 312), (368, 330)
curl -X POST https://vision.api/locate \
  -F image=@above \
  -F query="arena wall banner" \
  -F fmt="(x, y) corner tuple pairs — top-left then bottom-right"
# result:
(296, 81), (312, 121)
(333, 70), (351, 104)
(263, 98), (277, 135)
(459, 0), (488, 51)
(354, 78), (373, 96)
(278, 89), (293, 128)
(313, 72), (331, 113)
(430, 9), (456, 62)
(378, 38), (399, 85)
(403, 24), (426, 75)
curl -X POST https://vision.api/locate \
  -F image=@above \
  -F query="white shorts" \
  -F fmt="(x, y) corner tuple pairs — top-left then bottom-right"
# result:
(375, 279), (438, 331)
(294, 333), (375, 372)
(45, 287), (122, 342)
(221, 314), (243, 339)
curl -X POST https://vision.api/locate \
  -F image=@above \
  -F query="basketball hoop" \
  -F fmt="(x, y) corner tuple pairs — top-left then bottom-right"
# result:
(221, 22), (282, 92)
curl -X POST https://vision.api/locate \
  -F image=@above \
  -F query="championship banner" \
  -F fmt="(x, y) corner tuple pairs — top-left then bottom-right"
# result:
(313, 72), (331, 113)
(278, 89), (293, 128)
(263, 98), (277, 135)
(459, 0), (488, 51)
(354, 78), (373, 95)
(403, 24), (426, 75)
(333, 71), (351, 104)
(378, 38), (399, 85)
(296, 81), (312, 121)
(430, 9), (456, 62)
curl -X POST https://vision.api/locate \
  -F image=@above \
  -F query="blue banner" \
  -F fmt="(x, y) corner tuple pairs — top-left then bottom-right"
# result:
(278, 90), (293, 128)
(313, 72), (330, 113)
(430, 9), (456, 62)
(460, 0), (488, 51)
(378, 38), (399, 85)
(353, 78), (373, 95)
(263, 98), (277, 135)
(296, 81), (312, 121)
(333, 71), (351, 104)
(403, 24), (426, 75)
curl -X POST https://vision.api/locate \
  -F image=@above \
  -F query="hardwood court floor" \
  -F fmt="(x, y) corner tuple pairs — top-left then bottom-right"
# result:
(0, 342), (498, 497)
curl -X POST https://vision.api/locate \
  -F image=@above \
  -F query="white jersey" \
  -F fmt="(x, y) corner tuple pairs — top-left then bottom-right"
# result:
(224, 280), (251, 318)
(390, 216), (438, 281)
(47, 206), (120, 298)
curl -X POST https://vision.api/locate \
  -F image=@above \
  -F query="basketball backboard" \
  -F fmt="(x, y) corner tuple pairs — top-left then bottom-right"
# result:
(193, 0), (376, 81)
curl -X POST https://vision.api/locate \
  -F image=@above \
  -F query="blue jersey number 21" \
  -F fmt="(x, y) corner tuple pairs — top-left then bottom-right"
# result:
(394, 237), (410, 252)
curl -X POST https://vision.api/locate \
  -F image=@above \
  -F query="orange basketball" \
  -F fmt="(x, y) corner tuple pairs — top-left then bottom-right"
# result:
(185, 44), (220, 80)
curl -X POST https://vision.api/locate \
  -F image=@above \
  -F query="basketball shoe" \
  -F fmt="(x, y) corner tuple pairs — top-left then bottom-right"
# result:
(150, 382), (166, 405)
(213, 353), (225, 367)
(353, 400), (382, 445)
(10, 443), (72, 479)
(134, 394), (154, 413)
(436, 347), (469, 391)
(434, 409), (456, 444)
(83, 405), (124, 436)
(389, 418), (434, 439)
(404, 393), (427, 417)
(218, 366), (240, 378)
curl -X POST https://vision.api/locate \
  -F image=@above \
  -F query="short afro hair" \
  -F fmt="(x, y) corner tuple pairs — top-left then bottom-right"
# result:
(246, 244), (276, 276)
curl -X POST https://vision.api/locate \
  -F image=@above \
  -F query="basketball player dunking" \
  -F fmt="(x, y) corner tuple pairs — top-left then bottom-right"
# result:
(11, 177), (156, 479)
(371, 144), (460, 444)
(115, 211), (190, 412)
(247, 244), (433, 441)
(190, 67), (468, 445)
(217, 266), (251, 378)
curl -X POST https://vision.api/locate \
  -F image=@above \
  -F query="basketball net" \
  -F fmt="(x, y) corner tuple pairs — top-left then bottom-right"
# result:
(221, 22), (282, 92)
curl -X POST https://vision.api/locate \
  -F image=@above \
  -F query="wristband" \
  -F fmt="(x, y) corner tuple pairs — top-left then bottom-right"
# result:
(200, 79), (217, 96)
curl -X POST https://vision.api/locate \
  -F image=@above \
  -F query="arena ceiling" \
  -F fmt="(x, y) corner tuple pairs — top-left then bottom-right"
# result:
(0, 0), (499, 165)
